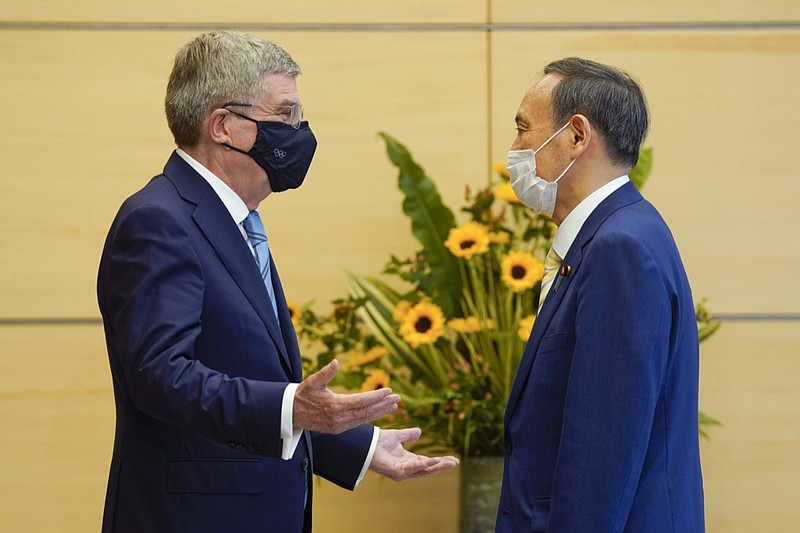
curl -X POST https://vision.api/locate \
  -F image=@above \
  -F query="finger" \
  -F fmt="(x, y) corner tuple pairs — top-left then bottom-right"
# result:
(414, 458), (460, 478)
(346, 389), (396, 408)
(392, 457), (447, 481)
(351, 395), (400, 423)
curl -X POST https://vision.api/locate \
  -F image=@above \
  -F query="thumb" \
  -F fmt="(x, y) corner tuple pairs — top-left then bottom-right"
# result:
(396, 427), (422, 444)
(307, 359), (339, 389)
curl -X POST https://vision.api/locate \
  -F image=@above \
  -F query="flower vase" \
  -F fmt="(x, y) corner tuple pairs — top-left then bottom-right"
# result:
(459, 456), (504, 533)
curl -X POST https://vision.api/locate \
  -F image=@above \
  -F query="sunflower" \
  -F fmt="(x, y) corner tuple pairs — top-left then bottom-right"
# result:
(361, 369), (391, 391)
(492, 161), (511, 179)
(393, 300), (414, 323)
(493, 182), (521, 204)
(518, 314), (536, 341)
(501, 251), (545, 292)
(444, 222), (490, 259)
(488, 231), (511, 245)
(346, 346), (390, 369)
(447, 316), (482, 334)
(399, 300), (446, 348)
(286, 299), (300, 328)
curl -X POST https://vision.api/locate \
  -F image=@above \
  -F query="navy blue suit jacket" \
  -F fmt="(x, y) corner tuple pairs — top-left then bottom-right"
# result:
(98, 152), (373, 532)
(496, 183), (704, 532)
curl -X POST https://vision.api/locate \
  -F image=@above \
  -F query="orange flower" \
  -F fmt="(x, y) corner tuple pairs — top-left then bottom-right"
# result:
(286, 299), (300, 328)
(492, 161), (511, 178)
(518, 315), (536, 341)
(444, 222), (490, 259)
(399, 301), (446, 348)
(346, 346), (390, 369)
(501, 251), (544, 292)
(493, 182), (521, 204)
(361, 369), (391, 391)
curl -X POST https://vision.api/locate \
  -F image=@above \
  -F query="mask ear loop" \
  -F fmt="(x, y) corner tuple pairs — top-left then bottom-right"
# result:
(534, 121), (571, 155)
(552, 152), (581, 184)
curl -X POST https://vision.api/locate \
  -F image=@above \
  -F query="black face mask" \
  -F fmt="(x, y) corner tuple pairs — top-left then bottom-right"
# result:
(224, 112), (317, 193)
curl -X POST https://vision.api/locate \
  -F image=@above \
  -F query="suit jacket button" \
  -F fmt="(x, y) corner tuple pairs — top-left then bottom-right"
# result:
(302, 457), (309, 471)
(505, 440), (513, 454)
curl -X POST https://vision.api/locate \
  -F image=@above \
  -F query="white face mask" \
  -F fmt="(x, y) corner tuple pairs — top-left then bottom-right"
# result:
(506, 122), (580, 217)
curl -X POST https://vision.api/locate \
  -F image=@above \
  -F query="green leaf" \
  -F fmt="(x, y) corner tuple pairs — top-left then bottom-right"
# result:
(698, 410), (722, 439)
(379, 132), (462, 317)
(698, 321), (722, 343)
(629, 147), (653, 191)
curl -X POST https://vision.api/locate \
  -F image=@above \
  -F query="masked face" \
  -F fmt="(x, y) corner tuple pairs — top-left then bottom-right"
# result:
(224, 111), (317, 193)
(506, 121), (580, 217)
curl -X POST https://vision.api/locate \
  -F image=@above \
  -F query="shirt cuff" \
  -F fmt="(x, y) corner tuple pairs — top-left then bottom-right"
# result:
(354, 426), (380, 488)
(280, 383), (303, 460)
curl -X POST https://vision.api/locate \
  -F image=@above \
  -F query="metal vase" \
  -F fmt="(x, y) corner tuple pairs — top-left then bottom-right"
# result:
(459, 456), (504, 533)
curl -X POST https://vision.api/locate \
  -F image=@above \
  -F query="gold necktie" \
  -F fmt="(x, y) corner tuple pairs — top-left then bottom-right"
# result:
(538, 247), (562, 310)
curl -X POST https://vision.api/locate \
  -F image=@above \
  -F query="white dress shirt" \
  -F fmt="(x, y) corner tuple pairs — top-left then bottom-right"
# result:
(176, 149), (379, 483)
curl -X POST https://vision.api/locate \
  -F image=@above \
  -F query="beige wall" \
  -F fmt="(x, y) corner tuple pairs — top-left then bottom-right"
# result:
(1, 1), (798, 531)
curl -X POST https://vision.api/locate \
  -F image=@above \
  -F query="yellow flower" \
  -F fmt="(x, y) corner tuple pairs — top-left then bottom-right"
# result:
(346, 346), (390, 369)
(361, 369), (391, 391)
(447, 316), (482, 334)
(286, 299), (300, 328)
(399, 300), (446, 348)
(444, 222), (490, 259)
(493, 182), (521, 204)
(393, 300), (414, 323)
(518, 314), (536, 341)
(489, 231), (510, 244)
(492, 161), (511, 179)
(501, 251), (545, 292)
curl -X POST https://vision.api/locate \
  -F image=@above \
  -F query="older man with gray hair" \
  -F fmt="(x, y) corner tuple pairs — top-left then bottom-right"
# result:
(97, 31), (457, 533)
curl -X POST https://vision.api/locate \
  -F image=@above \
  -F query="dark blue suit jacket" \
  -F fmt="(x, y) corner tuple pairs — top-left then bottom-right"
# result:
(496, 183), (704, 532)
(98, 152), (374, 532)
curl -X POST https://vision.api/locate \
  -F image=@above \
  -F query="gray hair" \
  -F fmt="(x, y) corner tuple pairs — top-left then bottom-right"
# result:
(543, 57), (648, 169)
(165, 31), (301, 146)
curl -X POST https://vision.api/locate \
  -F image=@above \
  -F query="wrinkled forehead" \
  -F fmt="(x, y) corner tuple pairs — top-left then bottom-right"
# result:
(255, 72), (301, 106)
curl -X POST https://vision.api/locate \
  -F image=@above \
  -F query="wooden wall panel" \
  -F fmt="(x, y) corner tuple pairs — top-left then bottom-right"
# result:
(0, 0), (486, 24)
(699, 321), (800, 531)
(1, 1), (799, 531)
(1, 322), (797, 532)
(490, 30), (800, 314)
(0, 326), (113, 531)
(0, 30), (183, 318)
(259, 31), (488, 312)
(492, 0), (800, 24)
(0, 30), (488, 318)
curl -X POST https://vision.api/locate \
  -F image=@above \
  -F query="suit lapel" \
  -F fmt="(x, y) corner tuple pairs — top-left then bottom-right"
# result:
(505, 182), (644, 419)
(163, 152), (295, 378)
(270, 255), (303, 382)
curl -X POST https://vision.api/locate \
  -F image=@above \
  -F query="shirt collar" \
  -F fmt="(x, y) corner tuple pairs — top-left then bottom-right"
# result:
(176, 148), (251, 225)
(552, 175), (630, 258)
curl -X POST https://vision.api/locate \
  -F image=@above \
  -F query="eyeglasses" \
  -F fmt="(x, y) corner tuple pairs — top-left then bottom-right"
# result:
(222, 101), (304, 129)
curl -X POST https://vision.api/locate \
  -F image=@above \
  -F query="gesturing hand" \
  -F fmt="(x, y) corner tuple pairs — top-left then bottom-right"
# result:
(369, 428), (460, 481)
(293, 359), (401, 434)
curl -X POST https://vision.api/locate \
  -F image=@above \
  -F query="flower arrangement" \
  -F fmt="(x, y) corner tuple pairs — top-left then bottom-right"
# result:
(295, 132), (719, 457)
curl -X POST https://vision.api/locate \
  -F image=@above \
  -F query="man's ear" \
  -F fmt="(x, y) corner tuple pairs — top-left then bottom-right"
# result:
(568, 114), (592, 158)
(208, 108), (234, 146)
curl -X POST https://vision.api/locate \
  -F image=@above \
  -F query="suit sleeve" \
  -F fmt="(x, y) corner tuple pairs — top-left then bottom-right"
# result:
(310, 425), (377, 490)
(547, 229), (671, 531)
(100, 204), (287, 458)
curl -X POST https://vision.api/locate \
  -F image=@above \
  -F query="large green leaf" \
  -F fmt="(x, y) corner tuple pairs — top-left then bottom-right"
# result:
(346, 272), (443, 387)
(629, 147), (653, 190)
(379, 132), (462, 316)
